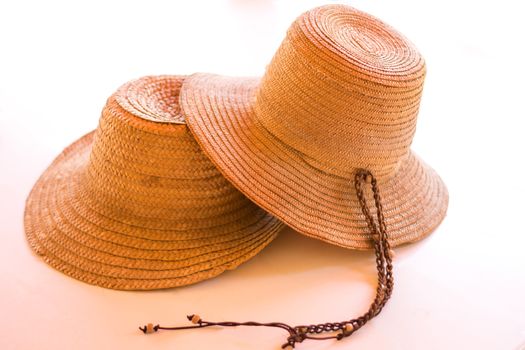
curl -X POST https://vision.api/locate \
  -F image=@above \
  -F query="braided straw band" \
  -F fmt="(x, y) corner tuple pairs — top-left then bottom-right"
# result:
(182, 5), (448, 250)
(140, 170), (394, 348)
(24, 75), (284, 290)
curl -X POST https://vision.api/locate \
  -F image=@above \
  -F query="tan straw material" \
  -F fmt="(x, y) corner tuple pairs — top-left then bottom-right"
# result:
(181, 5), (448, 250)
(24, 75), (283, 290)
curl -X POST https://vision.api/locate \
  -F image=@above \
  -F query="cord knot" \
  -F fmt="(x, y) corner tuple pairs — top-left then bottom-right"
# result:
(281, 330), (307, 349)
(355, 169), (372, 184)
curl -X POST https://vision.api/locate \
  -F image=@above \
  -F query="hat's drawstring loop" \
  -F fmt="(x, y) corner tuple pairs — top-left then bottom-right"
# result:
(140, 169), (394, 348)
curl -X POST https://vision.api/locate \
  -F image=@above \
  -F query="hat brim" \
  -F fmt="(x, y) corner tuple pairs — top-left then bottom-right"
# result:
(25, 131), (282, 290)
(182, 73), (448, 249)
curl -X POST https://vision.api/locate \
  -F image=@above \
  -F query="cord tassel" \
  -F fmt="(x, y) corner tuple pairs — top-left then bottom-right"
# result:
(139, 170), (394, 347)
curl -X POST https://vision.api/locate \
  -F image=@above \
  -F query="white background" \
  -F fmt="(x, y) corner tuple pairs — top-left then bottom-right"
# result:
(1, 0), (524, 349)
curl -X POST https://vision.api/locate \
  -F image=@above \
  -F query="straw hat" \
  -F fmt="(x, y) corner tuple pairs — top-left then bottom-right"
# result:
(24, 75), (284, 290)
(181, 5), (448, 249)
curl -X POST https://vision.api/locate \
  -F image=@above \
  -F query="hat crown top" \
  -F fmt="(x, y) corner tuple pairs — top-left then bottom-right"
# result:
(254, 5), (426, 179)
(115, 75), (186, 124)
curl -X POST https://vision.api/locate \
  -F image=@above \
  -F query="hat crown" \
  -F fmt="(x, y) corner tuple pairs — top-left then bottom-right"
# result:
(254, 5), (426, 179)
(81, 76), (253, 231)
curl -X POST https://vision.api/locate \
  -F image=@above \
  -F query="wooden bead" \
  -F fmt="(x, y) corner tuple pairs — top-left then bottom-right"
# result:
(345, 324), (354, 333)
(298, 327), (308, 334)
(146, 323), (154, 334)
(191, 314), (201, 324)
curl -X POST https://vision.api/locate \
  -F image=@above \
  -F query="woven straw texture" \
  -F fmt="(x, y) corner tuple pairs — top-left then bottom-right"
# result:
(182, 5), (448, 250)
(24, 75), (283, 290)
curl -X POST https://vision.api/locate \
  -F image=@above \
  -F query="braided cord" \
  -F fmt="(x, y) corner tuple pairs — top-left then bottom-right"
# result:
(139, 170), (394, 348)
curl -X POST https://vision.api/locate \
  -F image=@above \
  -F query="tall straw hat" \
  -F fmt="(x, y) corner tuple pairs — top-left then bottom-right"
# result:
(181, 5), (448, 249)
(24, 75), (284, 290)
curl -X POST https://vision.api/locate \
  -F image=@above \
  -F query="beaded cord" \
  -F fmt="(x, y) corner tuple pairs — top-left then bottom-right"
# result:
(140, 169), (395, 348)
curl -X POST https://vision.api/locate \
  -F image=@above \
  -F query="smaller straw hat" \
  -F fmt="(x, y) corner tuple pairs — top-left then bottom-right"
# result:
(24, 75), (283, 290)
(181, 5), (448, 250)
